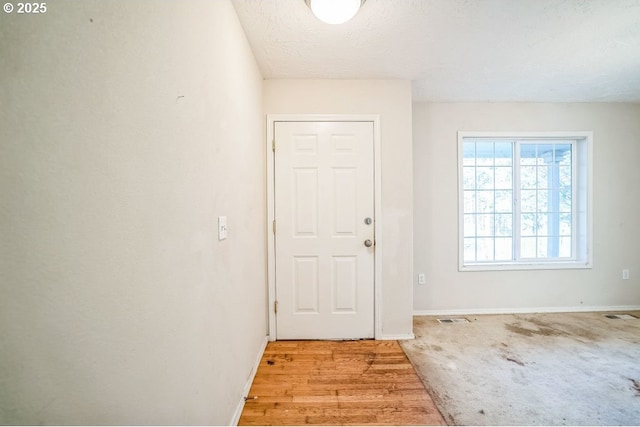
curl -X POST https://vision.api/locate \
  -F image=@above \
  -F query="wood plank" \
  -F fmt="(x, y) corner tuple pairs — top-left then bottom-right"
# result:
(238, 340), (446, 426)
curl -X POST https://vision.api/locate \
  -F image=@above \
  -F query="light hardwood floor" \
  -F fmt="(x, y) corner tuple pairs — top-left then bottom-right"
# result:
(238, 340), (446, 426)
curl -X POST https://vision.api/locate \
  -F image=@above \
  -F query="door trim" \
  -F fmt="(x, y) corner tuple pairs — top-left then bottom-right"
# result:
(266, 114), (382, 341)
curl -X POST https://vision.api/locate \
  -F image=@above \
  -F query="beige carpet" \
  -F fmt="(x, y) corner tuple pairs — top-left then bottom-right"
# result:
(401, 312), (640, 425)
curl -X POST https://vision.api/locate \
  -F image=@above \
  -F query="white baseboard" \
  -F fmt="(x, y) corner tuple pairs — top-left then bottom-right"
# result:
(380, 333), (415, 340)
(230, 335), (269, 426)
(413, 305), (640, 317)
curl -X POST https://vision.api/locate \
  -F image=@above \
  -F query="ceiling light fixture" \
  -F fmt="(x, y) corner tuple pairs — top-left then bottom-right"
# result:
(305, 0), (366, 25)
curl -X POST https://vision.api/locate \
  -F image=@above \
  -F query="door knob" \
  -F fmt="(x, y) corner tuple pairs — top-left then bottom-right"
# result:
(364, 239), (373, 247)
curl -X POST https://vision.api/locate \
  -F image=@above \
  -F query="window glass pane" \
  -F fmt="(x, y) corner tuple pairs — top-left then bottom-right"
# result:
(463, 167), (476, 189)
(521, 213), (536, 236)
(476, 238), (494, 261)
(536, 190), (549, 212)
(559, 213), (572, 236)
(476, 214), (494, 237)
(546, 212), (560, 237)
(559, 237), (572, 258)
(547, 236), (561, 258)
(477, 157), (493, 166)
(559, 166), (572, 188)
(494, 142), (513, 166)
(464, 238), (476, 262)
(463, 142), (476, 166)
(494, 167), (512, 189)
(495, 238), (512, 260)
(476, 142), (494, 166)
(536, 165), (549, 188)
(520, 155), (536, 166)
(559, 187), (572, 212)
(548, 164), (561, 192)
(536, 144), (555, 157)
(495, 214), (512, 236)
(476, 167), (494, 189)
(521, 190), (537, 213)
(520, 237), (536, 258)
(537, 237), (548, 258)
(536, 214), (549, 236)
(464, 214), (476, 237)
(558, 145), (572, 165)
(476, 190), (494, 213)
(520, 166), (537, 188)
(463, 191), (476, 213)
(495, 190), (512, 213)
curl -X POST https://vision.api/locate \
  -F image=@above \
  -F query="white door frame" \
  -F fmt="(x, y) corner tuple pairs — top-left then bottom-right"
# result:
(266, 114), (382, 341)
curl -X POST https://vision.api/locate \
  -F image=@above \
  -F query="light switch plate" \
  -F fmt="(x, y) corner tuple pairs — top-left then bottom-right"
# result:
(218, 216), (227, 241)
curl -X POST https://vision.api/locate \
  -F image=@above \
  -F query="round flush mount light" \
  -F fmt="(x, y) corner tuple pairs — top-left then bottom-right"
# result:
(305, 0), (366, 25)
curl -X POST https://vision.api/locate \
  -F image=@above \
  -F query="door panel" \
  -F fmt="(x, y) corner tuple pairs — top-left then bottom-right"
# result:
(292, 169), (318, 236)
(274, 121), (374, 339)
(332, 256), (357, 312)
(333, 169), (357, 235)
(293, 256), (319, 313)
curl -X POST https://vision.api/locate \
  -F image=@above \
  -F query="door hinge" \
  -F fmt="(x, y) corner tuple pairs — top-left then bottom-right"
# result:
(272, 139), (275, 152)
(274, 300), (278, 314)
(272, 220), (276, 234)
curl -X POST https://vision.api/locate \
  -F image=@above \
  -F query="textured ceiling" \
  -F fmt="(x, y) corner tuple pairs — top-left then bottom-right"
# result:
(231, 0), (640, 102)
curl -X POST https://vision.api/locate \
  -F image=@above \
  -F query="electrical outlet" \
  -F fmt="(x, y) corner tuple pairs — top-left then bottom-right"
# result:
(622, 269), (630, 280)
(418, 273), (426, 285)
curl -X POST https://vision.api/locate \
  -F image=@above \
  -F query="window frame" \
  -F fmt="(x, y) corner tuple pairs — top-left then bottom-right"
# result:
(458, 131), (593, 272)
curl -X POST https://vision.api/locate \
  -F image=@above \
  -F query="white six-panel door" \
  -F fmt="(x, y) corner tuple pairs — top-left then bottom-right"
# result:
(274, 121), (375, 340)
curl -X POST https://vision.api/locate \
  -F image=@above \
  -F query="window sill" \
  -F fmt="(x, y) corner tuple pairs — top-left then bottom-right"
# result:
(459, 260), (592, 272)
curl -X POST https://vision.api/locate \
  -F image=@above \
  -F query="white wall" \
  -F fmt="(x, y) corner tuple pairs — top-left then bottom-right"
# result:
(0, 1), (266, 424)
(263, 80), (414, 337)
(413, 103), (640, 313)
